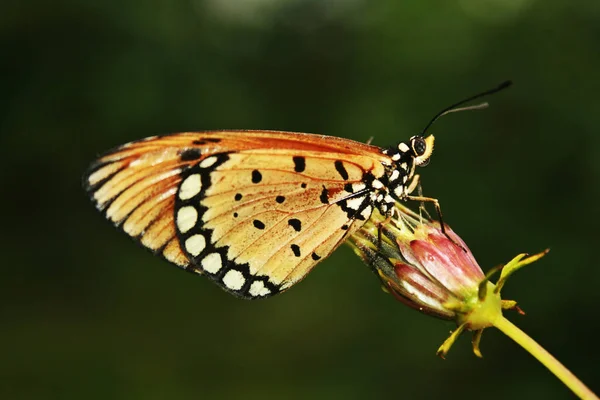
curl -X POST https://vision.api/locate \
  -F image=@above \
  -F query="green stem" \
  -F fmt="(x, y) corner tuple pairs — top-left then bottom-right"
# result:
(493, 316), (598, 400)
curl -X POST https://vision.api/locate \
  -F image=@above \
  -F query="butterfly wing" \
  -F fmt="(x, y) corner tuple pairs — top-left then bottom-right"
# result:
(84, 131), (390, 298)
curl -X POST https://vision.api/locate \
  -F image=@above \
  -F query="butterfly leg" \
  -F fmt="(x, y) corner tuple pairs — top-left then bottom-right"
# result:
(405, 175), (452, 241)
(405, 194), (466, 252)
(405, 174), (433, 222)
(416, 183), (433, 221)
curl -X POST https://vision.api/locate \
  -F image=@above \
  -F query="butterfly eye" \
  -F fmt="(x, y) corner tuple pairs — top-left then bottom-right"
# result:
(413, 135), (435, 166)
(411, 137), (427, 156)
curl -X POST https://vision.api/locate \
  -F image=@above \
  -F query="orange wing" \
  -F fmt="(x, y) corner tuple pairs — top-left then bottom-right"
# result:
(84, 131), (391, 298)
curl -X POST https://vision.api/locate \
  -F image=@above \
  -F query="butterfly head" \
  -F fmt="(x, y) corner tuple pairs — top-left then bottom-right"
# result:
(389, 134), (435, 167)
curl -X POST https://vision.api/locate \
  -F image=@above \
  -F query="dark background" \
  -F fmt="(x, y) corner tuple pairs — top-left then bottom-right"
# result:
(2, 0), (599, 399)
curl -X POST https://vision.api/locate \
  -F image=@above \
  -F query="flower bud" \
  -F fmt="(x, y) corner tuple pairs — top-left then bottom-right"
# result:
(347, 203), (547, 357)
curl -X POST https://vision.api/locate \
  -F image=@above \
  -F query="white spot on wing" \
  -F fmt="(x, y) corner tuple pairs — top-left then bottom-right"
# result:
(394, 186), (404, 197)
(179, 174), (202, 200)
(352, 183), (366, 192)
(360, 205), (372, 219)
(372, 180), (384, 189)
(199, 156), (218, 168)
(346, 196), (364, 210)
(176, 206), (198, 233)
(185, 234), (206, 257)
(390, 170), (400, 181)
(223, 269), (245, 290)
(202, 252), (223, 274)
(249, 281), (271, 297)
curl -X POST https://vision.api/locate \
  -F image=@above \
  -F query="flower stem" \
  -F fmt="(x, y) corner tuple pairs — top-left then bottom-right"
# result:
(493, 316), (598, 400)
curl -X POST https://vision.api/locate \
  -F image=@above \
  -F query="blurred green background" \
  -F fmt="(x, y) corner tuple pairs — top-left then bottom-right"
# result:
(2, 0), (599, 399)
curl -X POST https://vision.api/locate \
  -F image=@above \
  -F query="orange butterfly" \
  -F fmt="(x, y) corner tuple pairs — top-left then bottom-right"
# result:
(84, 82), (510, 299)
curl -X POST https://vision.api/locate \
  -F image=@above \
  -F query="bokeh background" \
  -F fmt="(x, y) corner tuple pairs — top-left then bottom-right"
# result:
(2, 0), (599, 399)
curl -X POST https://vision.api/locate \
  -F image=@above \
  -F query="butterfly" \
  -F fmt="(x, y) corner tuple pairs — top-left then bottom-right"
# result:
(83, 82), (510, 299)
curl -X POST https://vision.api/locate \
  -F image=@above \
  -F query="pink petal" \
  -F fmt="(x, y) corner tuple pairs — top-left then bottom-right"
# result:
(392, 263), (457, 319)
(410, 235), (483, 298)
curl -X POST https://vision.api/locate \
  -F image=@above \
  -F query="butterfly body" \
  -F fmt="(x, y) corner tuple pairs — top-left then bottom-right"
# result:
(85, 130), (434, 299)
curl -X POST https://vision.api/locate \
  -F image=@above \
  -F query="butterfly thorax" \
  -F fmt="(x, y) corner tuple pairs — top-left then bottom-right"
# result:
(375, 135), (435, 215)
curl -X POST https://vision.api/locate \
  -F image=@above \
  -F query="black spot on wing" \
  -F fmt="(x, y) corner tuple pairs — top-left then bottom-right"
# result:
(234, 193), (242, 201)
(334, 160), (349, 180)
(291, 244), (301, 257)
(288, 219), (301, 232)
(180, 148), (202, 161)
(292, 156), (306, 173)
(253, 220), (265, 230)
(192, 137), (222, 145)
(311, 252), (321, 261)
(252, 170), (262, 183)
(276, 195), (285, 204)
(320, 187), (329, 204)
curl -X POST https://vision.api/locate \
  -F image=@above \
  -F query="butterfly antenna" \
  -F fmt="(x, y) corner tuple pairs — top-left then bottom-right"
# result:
(420, 80), (512, 136)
